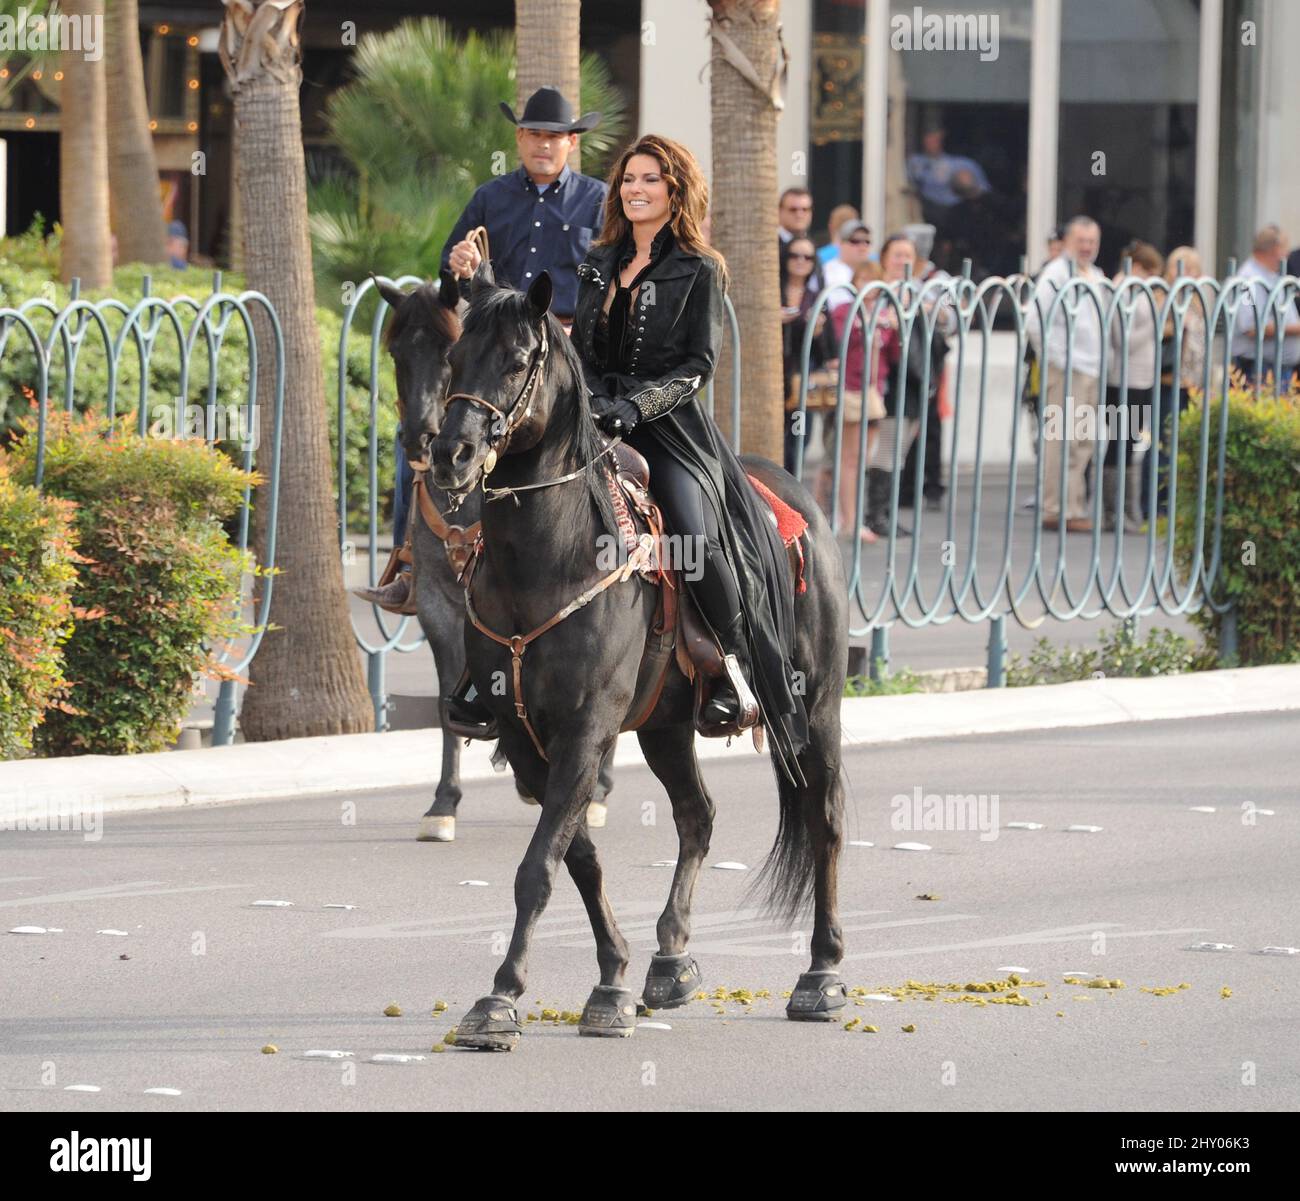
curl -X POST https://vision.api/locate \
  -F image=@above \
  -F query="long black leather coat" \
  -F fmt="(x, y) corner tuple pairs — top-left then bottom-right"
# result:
(571, 235), (810, 782)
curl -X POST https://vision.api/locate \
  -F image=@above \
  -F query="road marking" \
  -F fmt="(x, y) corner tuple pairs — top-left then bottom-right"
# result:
(688, 914), (979, 957)
(838, 923), (1210, 962)
(0, 882), (248, 909)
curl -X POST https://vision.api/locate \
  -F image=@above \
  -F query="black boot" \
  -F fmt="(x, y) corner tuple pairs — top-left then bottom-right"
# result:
(444, 668), (498, 740)
(691, 546), (760, 733)
(866, 467), (911, 538)
(701, 613), (759, 729)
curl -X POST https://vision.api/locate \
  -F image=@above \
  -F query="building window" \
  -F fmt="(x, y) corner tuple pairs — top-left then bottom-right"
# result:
(889, 0), (1033, 279)
(1057, 0), (1201, 273)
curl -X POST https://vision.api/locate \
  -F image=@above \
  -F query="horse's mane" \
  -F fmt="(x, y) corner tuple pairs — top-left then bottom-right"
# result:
(382, 281), (461, 350)
(462, 284), (619, 547)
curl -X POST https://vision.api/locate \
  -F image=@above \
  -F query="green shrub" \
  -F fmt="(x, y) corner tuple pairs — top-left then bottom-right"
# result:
(844, 661), (925, 696)
(0, 249), (397, 530)
(1006, 621), (1216, 687)
(0, 459), (78, 758)
(1174, 384), (1300, 666)
(6, 414), (255, 755)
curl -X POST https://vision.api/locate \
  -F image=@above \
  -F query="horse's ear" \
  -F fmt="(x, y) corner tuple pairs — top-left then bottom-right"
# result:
(437, 268), (459, 309)
(527, 271), (553, 322)
(469, 258), (497, 303)
(371, 274), (407, 311)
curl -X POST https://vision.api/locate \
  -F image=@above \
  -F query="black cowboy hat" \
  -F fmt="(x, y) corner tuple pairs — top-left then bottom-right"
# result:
(500, 85), (601, 134)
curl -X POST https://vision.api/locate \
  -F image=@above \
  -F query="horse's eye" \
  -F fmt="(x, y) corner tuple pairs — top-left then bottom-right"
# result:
(510, 358), (529, 374)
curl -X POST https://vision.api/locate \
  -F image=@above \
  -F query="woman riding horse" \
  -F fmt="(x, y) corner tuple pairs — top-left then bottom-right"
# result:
(451, 133), (809, 779)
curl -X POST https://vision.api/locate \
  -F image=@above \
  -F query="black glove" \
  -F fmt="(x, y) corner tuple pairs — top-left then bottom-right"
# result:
(591, 395), (640, 437)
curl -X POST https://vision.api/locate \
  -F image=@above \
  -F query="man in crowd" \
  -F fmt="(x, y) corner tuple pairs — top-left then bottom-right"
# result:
(822, 218), (873, 295)
(779, 187), (824, 296)
(1231, 224), (1299, 387)
(356, 86), (606, 613)
(1029, 216), (1106, 532)
(908, 128), (990, 223)
(819, 203), (860, 267)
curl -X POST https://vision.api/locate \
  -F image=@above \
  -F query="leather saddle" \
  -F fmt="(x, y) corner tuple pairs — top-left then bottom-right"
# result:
(610, 442), (804, 746)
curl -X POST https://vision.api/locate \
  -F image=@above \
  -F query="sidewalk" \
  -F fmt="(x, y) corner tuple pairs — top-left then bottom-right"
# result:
(5, 664), (1297, 823)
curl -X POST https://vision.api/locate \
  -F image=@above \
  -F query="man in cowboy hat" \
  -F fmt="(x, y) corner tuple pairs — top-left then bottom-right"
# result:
(443, 84), (607, 316)
(357, 86), (607, 613)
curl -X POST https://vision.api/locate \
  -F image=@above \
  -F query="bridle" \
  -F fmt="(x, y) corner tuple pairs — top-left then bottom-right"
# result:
(440, 317), (618, 508)
(440, 319), (550, 506)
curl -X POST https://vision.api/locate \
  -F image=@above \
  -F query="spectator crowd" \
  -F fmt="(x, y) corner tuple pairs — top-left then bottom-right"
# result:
(777, 181), (1299, 542)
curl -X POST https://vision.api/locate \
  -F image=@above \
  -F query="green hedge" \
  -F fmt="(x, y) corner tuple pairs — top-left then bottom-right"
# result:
(0, 459), (78, 758)
(1174, 385), (1300, 666)
(1006, 622), (1216, 687)
(6, 414), (255, 755)
(0, 248), (397, 530)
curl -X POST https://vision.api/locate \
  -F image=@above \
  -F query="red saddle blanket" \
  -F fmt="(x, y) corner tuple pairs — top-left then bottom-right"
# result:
(746, 473), (808, 547)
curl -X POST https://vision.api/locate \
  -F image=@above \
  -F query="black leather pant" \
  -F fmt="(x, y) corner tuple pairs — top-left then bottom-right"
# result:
(631, 428), (743, 646)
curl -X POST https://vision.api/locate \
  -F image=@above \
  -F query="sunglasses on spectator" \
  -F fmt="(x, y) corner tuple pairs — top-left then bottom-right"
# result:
(787, 251), (815, 261)
(847, 236), (872, 246)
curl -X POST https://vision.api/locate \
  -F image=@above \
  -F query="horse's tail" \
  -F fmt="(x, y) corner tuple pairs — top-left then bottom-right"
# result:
(746, 722), (846, 925)
(746, 764), (816, 924)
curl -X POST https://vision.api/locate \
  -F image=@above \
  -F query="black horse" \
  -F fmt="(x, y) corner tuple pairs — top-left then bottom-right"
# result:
(429, 269), (850, 1048)
(372, 273), (614, 841)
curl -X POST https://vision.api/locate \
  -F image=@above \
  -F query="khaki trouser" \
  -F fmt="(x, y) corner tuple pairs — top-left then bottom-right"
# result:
(1042, 364), (1100, 521)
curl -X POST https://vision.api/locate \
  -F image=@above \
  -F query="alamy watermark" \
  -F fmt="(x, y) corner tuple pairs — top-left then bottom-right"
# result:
(890, 6), (1000, 62)
(0, 4), (102, 62)
(891, 785), (1000, 842)
(595, 531), (704, 581)
(149, 400), (259, 452)
(0, 792), (103, 842)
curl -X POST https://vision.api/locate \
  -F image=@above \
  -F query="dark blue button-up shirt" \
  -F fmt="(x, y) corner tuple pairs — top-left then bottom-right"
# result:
(441, 164), (607, 318)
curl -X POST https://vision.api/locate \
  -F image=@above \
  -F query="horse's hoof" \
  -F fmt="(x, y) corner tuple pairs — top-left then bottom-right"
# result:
(586, 801), (607, 828)
(416, 815), (455, 842)
(454, 994), (522, 1051)
(642, 952), (701, 1010)
(785, 970), (848, 1022)
(578, 985), (637, 1038)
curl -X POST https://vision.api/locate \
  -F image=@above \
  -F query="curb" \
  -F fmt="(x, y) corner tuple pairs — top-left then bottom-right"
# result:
(2, 664), (1298, 823)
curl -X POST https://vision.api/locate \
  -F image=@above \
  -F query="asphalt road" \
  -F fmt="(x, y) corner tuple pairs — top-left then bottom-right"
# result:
(2, 712), (1296, 1112)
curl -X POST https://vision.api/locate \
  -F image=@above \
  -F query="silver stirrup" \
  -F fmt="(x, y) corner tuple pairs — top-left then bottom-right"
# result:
(721, 653), (760, 730)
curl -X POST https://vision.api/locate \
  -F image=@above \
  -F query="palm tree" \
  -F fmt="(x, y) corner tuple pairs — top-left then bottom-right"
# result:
(58, 0), (112, 287)
(105, 0), (167, 263)
(220, 0), (374, 740)
(707, 0), (784, 461)
(308, 17), (626, 303)
(515, 0), (582, 172)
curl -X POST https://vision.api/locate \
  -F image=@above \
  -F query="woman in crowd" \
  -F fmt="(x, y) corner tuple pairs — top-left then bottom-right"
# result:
(1103, 240), (1164, 532)
(779, 235), (836, 474)
(1149, 244), (1208, 517)
(825, 256), (888, 541)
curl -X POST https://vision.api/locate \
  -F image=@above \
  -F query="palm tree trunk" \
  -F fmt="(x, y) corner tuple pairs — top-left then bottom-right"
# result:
(220, 0), (374, 740)
(515, 0), (582, 173)
(59, 0), (112, 288)
(707, 0), (784, 461)
(105, 0), (167, 264)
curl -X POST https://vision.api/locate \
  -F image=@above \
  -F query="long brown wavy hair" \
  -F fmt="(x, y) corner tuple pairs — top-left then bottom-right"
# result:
(595, 134), (728, 288)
